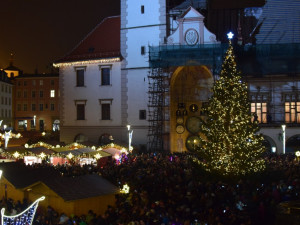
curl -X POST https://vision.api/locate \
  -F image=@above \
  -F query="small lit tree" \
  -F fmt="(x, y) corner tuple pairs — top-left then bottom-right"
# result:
(198, 33), (266, 176)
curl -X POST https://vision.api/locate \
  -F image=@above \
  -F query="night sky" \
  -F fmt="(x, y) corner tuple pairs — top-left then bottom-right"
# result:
(0, 0), (120, 74)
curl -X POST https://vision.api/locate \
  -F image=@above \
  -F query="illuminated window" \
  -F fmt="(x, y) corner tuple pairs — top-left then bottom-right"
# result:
(251, 102), (267, 123)
(50, 90), (55, 98)
(285, 102), (300, 123)
(39, 80), (43, 85)
(32, 80), (36, 86)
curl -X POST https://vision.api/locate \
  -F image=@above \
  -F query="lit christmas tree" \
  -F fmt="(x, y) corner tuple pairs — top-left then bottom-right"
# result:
(198, 33), (266, 176)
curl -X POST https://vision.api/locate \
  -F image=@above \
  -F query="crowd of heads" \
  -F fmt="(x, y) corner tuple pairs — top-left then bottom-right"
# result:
(1, 152), (300, 225)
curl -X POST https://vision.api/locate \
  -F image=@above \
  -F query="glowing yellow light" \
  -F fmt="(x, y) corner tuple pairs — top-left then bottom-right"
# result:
(24, 144), (29, 148)
(13, 151), (20, 158)
(39, 152), (46, 159)
(56, 145), (60, 148)
(296, 151), (300, 157)
(67, 153), (73, 159)
(53, 57), (121, 67)
(41, 132), (46, 136)
(121, 184), (130, 194)
(94, 153), (102, 160)
(91, 146), (96, 150)
(111, 143), (114, 147)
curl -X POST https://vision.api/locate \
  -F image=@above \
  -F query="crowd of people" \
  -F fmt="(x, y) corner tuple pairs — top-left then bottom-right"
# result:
(1, 152), (300, 224)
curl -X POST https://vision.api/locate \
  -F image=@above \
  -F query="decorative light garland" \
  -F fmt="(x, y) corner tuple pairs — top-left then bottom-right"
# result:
(1, 196), (45, 225)
(53, 57), (121, 68)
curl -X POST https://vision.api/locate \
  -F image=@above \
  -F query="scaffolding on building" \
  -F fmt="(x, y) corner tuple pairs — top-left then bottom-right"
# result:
(147, 43), (300, 152)
(148, 67), (170, 152)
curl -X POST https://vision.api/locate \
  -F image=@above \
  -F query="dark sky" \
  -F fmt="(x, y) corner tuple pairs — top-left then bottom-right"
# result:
(0, 0), (120, 74)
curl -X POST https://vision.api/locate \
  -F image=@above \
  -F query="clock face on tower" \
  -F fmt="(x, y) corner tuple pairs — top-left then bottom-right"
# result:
(186, 116), (201, 134)
(185, 29), (199, 46)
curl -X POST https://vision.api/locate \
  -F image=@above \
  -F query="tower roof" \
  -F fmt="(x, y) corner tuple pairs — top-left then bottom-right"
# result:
(55, 16), (121, 63)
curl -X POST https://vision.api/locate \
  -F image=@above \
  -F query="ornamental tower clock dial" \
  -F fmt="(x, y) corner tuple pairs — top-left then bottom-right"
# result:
(185, 29), (199, 46)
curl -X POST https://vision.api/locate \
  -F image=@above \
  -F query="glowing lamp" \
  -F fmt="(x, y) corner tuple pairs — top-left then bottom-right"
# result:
(94, 153), (102, 160)
(39, 152), (46, 159)
(121, 184), (130, 194)
(296, 151), (300, 157)
(67, 153), (73, 159)
(13, 151), (20, 158)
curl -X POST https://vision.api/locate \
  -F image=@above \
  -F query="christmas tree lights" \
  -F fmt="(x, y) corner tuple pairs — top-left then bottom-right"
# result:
(1, 196), (45, 225)
(197, 36), (266, 176)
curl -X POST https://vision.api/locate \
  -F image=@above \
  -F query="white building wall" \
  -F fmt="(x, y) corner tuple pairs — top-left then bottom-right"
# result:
(59, 61), (123, 144)
(121, 0), (166, 147)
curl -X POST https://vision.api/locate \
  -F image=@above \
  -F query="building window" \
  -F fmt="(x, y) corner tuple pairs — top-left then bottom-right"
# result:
(31, 120), (35, 129)
(141, 5), (145, 14)
(17, 91), (21, 98)
(23, 104), (28, 111)
(40, 91), (43, 98)
(9, 86), (11, 93)
(40, 80), (43, 85)
(285, 102), (300, 123)
(101, 68), (110, 85)
(50, 103), (55, 111)
(51, 80), (55, 86)
(5, 97), (7, 105)
(32, 80), (36, 86)
(141, 46), (145, 55)
(23, 91), (27, 98)
(18, 81), (21, 86)
(9, 98), (11, 106)
(5, 86), (7, 92)
(50, 90), (55, 98)
(99, 99), (112, 120)
(32, 104), (36, 111)
(17, 104), (21, 111)
(101, 104), (110, 120)
(75, 100), (87, 120)
(251, 102), (267, 123)
(39, 104), (43, 111)
(32, 91), (36, 98)
(76, 68), (85, 87)
(24, 81), (27, 86)
(139, 110), (147, 120)
(77, 104), (85, 120)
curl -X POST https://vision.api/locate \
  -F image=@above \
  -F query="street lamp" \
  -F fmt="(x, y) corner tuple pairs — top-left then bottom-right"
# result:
(282, 124), (286, 154)
(127, 125), (133, 152)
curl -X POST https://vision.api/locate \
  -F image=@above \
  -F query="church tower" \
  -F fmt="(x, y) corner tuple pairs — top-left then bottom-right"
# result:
(121, 0), (167, 148)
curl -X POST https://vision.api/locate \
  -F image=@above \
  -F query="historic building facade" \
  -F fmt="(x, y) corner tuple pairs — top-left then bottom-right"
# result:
(12, 74), (60, 132)
(56, 0), (300, 153)
(0, 70), (13, 128)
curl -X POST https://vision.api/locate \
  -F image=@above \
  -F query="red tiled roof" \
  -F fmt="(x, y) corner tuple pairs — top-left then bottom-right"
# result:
(56, 16), (121, 63)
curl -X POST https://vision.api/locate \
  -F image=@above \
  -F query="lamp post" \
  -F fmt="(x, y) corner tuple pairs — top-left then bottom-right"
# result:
(127, 125), (133, 152)
(282, 124), (286, 154)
